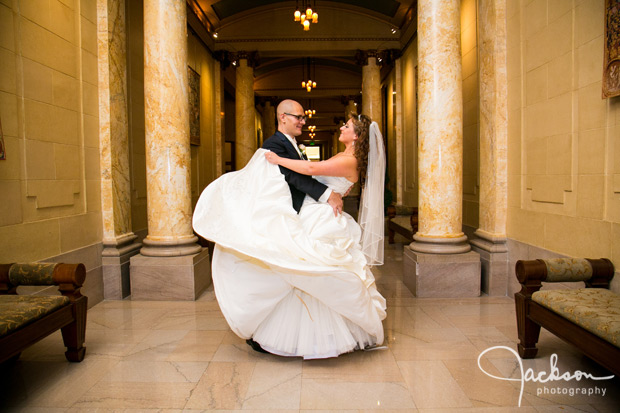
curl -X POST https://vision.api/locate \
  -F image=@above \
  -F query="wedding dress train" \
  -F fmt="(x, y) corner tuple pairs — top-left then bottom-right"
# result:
(192, 149), (386, 359)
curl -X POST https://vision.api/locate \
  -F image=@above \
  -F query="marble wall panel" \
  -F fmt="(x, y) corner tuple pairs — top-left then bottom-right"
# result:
(1, 0), (102, 270)
(0, 219), (61, 263)
(0, 180), (22, 226)
(0, 4), (14, 51)
(477, 0), (507, 237)
(0, 48), (16, 94)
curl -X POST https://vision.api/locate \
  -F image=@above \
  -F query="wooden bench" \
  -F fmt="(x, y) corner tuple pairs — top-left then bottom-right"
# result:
(515, 258), (618, 376)
(386, 205), (418, 244)
(0, 262), (88, 364)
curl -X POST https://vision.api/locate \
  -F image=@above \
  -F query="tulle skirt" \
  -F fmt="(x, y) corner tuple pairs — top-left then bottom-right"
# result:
(193, 150), (386, 359)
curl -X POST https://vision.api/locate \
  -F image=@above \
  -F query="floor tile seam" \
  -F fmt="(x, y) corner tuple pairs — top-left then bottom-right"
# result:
(241, 372), (303, 410)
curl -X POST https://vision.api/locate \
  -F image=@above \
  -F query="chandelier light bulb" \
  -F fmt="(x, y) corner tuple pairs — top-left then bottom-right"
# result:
(312, 81), (317, 88)
(294, 9), (301, 21)
(312, 12), (318, 23)
(307, 84), (311, 92)
(303, 19), (310, 30)
(302, 81), (306, 87)
(306, 7), (312, 19)
(300, 14), (306, 23)
(312, 109), (316, 114)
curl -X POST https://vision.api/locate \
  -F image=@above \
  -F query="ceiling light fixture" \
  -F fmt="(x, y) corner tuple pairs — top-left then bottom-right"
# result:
(301, 58), (317, 92)
(294, 0), (318, 31)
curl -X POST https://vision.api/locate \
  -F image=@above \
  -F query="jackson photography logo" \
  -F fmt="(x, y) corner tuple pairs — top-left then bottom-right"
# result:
(477, 346), (615, 407)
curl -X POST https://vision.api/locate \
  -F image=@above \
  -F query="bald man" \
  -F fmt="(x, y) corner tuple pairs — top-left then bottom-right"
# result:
(262, 99), (343, 216)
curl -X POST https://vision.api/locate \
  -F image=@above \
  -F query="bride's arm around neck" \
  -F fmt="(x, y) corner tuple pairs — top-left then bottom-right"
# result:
(266, 152), (359, 182)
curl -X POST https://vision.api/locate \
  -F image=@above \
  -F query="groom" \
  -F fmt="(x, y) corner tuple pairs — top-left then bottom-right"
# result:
(262, 99), (343, 216)
(243, 99), (344, 355)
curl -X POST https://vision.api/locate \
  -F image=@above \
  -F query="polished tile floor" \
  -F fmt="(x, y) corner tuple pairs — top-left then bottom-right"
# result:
(2, 242), (619, 411)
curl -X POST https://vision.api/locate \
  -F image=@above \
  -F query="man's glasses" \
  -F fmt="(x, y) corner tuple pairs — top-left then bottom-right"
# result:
(284, 113), (307, 122)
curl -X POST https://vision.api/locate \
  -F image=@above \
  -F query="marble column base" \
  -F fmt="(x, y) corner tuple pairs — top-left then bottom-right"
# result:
(102, 239), (142, 300)
(470, 230), (509, 296)
(129, 248), (211, 301)
(403, 247), (481, 297)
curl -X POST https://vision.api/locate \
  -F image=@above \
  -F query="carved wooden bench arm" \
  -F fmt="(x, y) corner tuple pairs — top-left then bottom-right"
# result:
(0, 262), (88, 363)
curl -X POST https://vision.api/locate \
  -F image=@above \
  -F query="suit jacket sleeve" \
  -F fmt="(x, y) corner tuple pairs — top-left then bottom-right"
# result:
(262, 135), (328, 202)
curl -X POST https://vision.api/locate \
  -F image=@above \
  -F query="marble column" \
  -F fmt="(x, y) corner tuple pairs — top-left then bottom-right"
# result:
(332, 130), (340, 156)
(359, 52), (382, 129)
(235, 55), (257, 169)
(262, 100), (276, 140)
(130, 0), (210, 300)
(394, 57), (404, 205)
(97, 0), (141, 299)
(403, 0), (480, 297)
(470, 0), (509, 296)
(344, 98), (357, 117)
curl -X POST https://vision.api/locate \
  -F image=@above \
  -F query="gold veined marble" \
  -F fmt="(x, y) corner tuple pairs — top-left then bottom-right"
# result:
(142, 0), (198, 252)
(478, 0), (508, 238)
(97, 0), (132, 242)
(262, 101), (276, 141)
(362, 56), (382, 129)
(416, 0), (464, 240)
(235, 59), (256, 169)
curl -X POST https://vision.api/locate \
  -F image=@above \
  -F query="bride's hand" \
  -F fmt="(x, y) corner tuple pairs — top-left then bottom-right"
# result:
(265, 151), (280, 164)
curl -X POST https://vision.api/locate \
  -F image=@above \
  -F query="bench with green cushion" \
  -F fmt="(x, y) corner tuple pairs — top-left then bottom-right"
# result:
(515, 258), (618, 376)
(0, 262), (88, 363)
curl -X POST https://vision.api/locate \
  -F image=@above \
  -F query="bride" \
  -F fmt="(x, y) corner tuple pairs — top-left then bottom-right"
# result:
(192, 113), (386, 359)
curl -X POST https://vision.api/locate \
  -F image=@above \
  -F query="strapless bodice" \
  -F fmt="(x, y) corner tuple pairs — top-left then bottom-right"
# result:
(313, 175), (355, 196)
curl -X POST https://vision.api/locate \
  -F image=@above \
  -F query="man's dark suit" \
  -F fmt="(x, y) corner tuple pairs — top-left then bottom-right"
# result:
(262, 131), (328, 213)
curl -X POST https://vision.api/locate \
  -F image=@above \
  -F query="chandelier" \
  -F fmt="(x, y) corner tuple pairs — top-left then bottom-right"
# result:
(294, 0), (318, 31)
(308, 125), (316, 139)
(305, 101), (316, 118)
(301, 58), (317, 92)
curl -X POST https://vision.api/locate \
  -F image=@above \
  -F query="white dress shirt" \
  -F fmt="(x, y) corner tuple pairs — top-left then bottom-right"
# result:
(282, 133), (332, 203)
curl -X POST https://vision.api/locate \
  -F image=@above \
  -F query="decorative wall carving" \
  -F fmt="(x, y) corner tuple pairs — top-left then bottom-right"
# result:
(189, 66), (200, 146)
(603, 0), (620, 98)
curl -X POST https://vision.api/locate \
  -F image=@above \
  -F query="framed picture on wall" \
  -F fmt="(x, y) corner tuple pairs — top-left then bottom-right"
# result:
(603, 0), (620, 98)
(188, 66), (201, 145)
(0, 117), (5, 160)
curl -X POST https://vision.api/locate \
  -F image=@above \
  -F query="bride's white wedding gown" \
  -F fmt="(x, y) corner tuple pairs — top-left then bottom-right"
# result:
(192, 149), (386, 359)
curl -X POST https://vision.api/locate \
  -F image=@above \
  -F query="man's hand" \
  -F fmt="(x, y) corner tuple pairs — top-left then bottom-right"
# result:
(327, 192), (344, 217)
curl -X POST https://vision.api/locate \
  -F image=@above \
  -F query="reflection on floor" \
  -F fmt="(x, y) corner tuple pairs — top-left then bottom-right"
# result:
(1, 242), (619, 411)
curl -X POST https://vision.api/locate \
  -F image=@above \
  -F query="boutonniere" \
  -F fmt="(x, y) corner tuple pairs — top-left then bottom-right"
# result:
(298, 144), (307, 158)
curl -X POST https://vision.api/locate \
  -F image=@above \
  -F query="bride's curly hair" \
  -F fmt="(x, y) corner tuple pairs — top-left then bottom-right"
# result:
(349, 113), (373, 187)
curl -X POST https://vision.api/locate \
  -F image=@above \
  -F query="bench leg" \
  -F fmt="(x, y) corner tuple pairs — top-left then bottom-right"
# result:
(61, 296), (87, 362)
(388, 226), (395, 244)
(515, 293), (540, 358)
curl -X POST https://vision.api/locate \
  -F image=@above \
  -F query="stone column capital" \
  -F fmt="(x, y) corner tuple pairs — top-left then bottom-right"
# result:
(340, 95), (361, 106)
(213, 50), (260, 69)
(255, 96), (278, 108)
(354, 49), (378, 66)
(231, 51), (260, 68)
(354, 49), (401, 66)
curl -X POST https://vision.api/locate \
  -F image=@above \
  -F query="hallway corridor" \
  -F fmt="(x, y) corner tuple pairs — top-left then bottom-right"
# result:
(2, 243), (619, 411)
